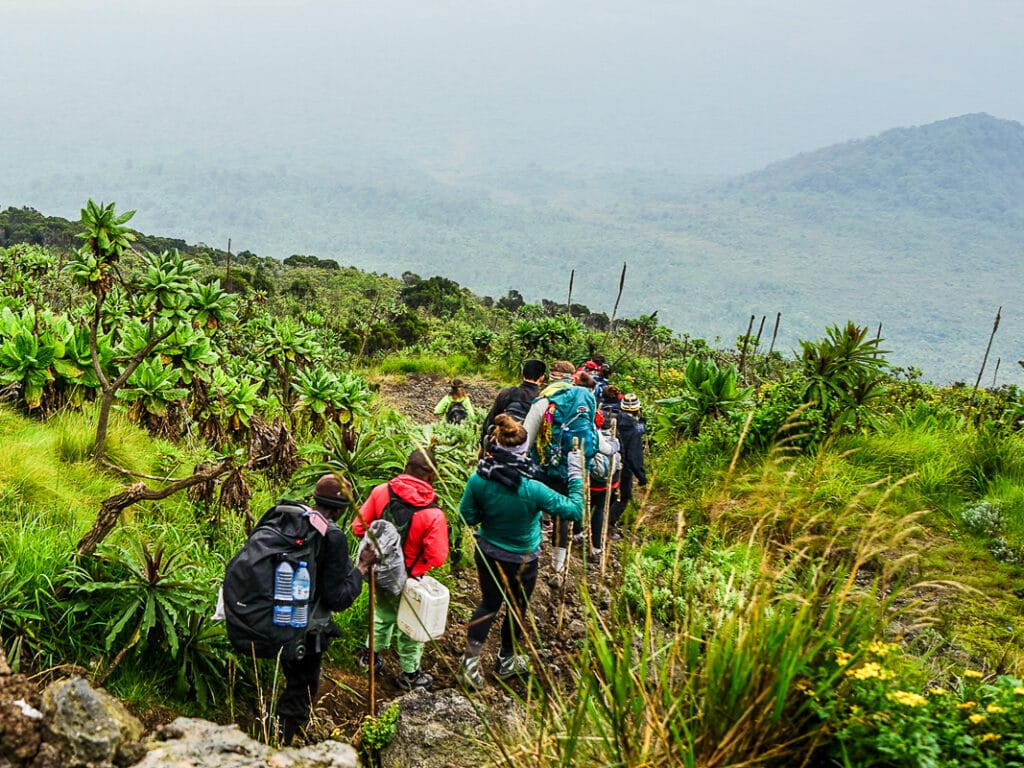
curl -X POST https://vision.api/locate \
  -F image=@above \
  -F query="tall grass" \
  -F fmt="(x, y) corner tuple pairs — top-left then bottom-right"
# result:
(473, 446), (937, 768)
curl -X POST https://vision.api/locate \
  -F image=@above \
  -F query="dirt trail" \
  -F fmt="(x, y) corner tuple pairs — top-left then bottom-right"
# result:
(372, 373), (503, 425)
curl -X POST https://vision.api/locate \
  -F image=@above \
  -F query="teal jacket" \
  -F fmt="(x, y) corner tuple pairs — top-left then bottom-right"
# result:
(459, 473), (583, 555)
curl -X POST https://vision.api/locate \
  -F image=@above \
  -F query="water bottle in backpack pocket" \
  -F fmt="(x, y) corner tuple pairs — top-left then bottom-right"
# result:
(223, 502), (323, 661)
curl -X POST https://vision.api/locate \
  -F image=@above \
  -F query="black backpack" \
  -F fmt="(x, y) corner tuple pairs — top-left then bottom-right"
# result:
(446, 400), (468, 424)
(380, 484), (438, 573)
(503, 387), (533, 423)
(222, 502), (323, 661)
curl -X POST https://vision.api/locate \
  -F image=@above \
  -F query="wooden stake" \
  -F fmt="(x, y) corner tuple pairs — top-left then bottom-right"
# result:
(737, 314), (755, 375)
(973, 306), (1002, 398)
(225, 237), (233, 293)
(609, 262), (627, 333)
(992, 358), (1001, 388)
(753, 314), (766, 353)
(767, 312), (781, 357)
(566, 269), (575, 314)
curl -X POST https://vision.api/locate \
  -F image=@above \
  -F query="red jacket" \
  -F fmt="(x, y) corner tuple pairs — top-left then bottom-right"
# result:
(352, 474), (449, 578)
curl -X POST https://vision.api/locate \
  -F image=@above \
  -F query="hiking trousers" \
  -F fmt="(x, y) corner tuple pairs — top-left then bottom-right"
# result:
(467, 547), (539, 656)
(278, 650), (322, 744)
(370, 589), (425, 674)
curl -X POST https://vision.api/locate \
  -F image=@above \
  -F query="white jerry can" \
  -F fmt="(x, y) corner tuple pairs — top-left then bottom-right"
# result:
(397, 574), (450, 642)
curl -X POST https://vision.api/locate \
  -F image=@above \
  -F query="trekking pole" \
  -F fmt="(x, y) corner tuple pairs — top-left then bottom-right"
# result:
(368, 569), (376, 718)
(599, 417), (618, 581)
(556, 438), (583, 635)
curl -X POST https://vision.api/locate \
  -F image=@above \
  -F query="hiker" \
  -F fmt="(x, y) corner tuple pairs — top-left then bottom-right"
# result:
(606, 393), (648, 540)
(434, 379), (475, 424)
(277, 474), (376, 746)
(586, 385), (626, 557)
(523, 359), (599, 586)
(457, 414), (584, 690)
(479, 359), (546, 450)
(352, 448), (449, 690)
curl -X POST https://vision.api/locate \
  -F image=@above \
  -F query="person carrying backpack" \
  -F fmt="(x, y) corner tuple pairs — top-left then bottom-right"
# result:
(457, 414), (584, 690)
(222, 473), (376, 746)
(434, 379), (475, 425)
(523, 360), (598, 586)
(479, 359), (546, 451)
(607, 393), (648, 540)
(352, 448), (449, 691)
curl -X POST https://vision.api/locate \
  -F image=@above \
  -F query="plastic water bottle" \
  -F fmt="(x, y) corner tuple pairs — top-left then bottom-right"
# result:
(290, 561), (311, 628)
(272, 560), (294, 626)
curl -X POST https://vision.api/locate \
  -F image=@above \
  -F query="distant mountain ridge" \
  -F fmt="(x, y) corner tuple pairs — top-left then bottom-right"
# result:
(728, 113), (1024, 226)
(2, 113), (1023, 385)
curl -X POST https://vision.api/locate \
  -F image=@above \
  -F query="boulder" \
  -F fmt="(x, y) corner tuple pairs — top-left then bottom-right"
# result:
(40, 677), (145, 768)
(378, 688), (525, 768)
(133, 718), (359, 768)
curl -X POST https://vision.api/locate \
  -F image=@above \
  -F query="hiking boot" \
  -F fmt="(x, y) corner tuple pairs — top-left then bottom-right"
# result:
(395, 669), (433, 691)
(547, 570), (565, 589)
(589, 548), (603, 568)
(458, 655), (485, 691)
(608, 527), (623, 541)
(571, 531), (586, 545)
(495, 653), (530, 680)
(358, 649), (383, 670)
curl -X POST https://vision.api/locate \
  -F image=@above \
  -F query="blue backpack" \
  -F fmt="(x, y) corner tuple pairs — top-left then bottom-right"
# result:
(535, 383), (598, 480)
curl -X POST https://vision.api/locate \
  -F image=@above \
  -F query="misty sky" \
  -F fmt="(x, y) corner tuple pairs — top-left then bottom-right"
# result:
(3, 0), (1023, 175)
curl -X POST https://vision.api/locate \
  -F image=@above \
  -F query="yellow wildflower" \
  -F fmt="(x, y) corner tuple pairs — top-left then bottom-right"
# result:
(888, 691), (928, 708)
(847, 662), (883, 680)
(867, 640), (897, 657)
(981, 733), (1002, 743)
(958, 701), (978, 710)
(986, 705), (1005, 714)
(963, 670), (985, 679)
(928, 687), (948, 696)
(1014, 687), (1024, 696)
(969, 714), (987, 724)
(835, 650), (853, 666)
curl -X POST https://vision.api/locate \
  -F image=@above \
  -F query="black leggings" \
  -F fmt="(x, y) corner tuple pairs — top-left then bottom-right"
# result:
(467, 548), (538, 656)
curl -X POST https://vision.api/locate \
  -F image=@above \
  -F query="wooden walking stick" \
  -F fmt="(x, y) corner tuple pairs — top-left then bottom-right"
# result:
(556, 438), (584, 634)
(599, 417), (618, 581)
(367, 569), (376, 718)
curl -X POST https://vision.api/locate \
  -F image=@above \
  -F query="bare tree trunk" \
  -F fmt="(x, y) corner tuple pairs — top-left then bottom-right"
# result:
(992, 358), (1001, 388)
(566, 269), (574, 314)
(609, 262), (627, 333)
(973, 306), (1001, 398)
(767, 312), (781, 357)
(737, 314), (755, 376)
(225, 237), (233, 293)
(753, 314), (766, 352)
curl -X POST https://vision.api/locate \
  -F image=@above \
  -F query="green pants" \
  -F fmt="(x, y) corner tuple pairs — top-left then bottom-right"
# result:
(370, 589), (425, 674)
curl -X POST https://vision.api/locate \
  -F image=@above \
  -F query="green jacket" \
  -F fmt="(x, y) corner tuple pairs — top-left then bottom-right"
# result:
(459, 473), (583, 555)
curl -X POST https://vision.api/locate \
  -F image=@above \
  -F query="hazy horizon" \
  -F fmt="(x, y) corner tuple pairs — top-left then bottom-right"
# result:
(4, 0), (1023, 179)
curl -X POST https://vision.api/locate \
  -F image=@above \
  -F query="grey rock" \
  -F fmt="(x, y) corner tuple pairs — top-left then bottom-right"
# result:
(40, 677), (145, 768)
(133, 718), (359, 768)
(378, 688), (524, 768)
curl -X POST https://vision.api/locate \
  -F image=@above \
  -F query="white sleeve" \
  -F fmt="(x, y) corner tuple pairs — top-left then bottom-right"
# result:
(523, 398), (548, 450)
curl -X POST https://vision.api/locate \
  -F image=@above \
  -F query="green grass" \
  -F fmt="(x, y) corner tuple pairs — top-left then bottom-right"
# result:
(373, 353), (474, 377)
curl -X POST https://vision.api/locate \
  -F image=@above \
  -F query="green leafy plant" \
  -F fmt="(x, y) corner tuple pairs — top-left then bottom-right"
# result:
(654, 356), (752, 440)
(360, 701), (401, 751)
(77, 535), (207, 682)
